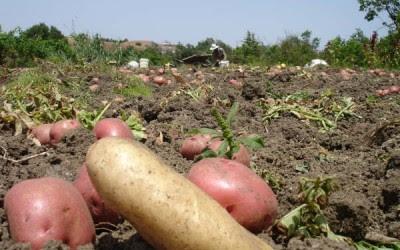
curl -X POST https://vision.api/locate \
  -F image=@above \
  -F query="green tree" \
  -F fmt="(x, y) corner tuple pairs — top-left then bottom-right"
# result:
(358, 0), (400, 29)
(232, 31), (264, 64)
(23, 23), (65, 40)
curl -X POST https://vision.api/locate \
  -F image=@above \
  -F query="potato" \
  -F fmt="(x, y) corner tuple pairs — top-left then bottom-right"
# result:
(31, 123), (53, 145)
(153, 76), (167, 86)
(86, 137), (272, 250)
(74, 163), (123, 224)
(187, 158), (278, 234)
(49, 119), (81, 144)
(208, 139), (251, 167)
(180, 134), (212, 160)
(4, 177), (95, 250)
(93, 118), (133, 140)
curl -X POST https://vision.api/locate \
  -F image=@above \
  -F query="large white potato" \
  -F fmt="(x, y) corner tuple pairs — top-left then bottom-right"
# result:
(86, 137), (272, 250)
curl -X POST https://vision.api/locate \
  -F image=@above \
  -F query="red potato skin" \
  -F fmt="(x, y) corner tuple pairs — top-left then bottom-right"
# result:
(389, 85), (400, 93)
(31, 123), (53, 145)
(4, 177), (95, 250)
(187, 158), (278, 233)
(180, 134), (212, 160)
(49, 119), (81, 144)
(153, 76), (167, 86)
(74, 164), (122, 224)
(93, 118), (133, 140)
(208, 139), (251, 167)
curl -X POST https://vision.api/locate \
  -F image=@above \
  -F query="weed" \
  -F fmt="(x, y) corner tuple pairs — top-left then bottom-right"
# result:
(119, 110), (147, 140)
(191, 102), (264, 160)
(250, 163), (283, 191)
(275, 176), (348, 242)
(261, 91), (361, 131)
(114, 76), (153, 97)
(183, 84), (213, 102)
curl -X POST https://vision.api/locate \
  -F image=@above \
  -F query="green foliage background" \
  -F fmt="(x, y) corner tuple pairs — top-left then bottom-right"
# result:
(1, 15), (400, 69)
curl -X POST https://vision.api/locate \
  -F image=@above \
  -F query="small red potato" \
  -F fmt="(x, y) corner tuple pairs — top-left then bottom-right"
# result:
(180, 134), (212, 160)
(187, 158), (278, 233)
(208, 139), (251, 167)
(93, 118), (133, 140)
(49, 119), (81, 144)
(153, 76), (167, 86)
(389, 85), (400, 93)
(228, 79), (243, 88)
(86, 137), (272, 250)
(31, 123), (53, 145)
(376, 89), (385, 96)
(4, 177), (95, 250)
(74, 164), (122, 224)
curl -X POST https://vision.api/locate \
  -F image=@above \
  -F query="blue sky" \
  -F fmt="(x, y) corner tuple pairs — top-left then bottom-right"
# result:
(0, 0), (388, 47)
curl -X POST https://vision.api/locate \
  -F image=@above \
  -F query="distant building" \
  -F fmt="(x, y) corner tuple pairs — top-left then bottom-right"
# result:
(159, 41), (177, 54)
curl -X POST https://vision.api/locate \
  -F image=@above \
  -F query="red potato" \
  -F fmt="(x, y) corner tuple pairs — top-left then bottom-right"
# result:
(180, 134), (212, 160)
(376, 89), (385, 96)
(187, 158), (278, 233)
(228, 79), (243, 88)
(4, 177), (95, 250)
(389, 85), (400, 93)
(50, 119), (81, 144)
(157, 68), (165, 75)
(31, 123), (53, 145)
(93, 118), (133, 140)
(208, 139), (251, 167)
(74, 164), (122, 224)
(382, 89), (391, 96)
(153, 76), (167, 86)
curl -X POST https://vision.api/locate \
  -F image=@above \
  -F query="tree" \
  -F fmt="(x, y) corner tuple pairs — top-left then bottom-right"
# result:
(358, 0), (400, 29)
(23, 23), (65, 40)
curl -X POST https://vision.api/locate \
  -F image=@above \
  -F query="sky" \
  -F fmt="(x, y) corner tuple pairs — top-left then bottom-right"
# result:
(0, 0), (390, 47)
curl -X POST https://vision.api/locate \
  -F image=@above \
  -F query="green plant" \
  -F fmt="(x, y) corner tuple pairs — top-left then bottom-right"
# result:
(113, 76), (153, 97)
(119, 111), (147, 140)
(191, 102), (264, 160)
(0, 69), (80, 134)
(77, 102), (111, 130)
(183, 85), (214, 102)
(276, 177), (348, 242)
(355, 240), (400, 250)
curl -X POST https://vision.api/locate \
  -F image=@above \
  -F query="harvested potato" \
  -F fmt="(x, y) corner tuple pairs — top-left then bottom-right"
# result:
(31, 123), (53, 145)
(180, 134), (212, 160)
(86, 137), (272, 250)
(187, 158), (278, 233)
(74, 163), (123, 224)
(49, 119), (81, 144)
(4, 177), (95, 250)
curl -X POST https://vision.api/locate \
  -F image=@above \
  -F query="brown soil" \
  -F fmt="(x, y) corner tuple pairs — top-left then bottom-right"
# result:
(1, 66), (399, 249)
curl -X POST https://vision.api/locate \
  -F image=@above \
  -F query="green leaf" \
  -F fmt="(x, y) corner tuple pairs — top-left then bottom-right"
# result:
(217, 140), (229, 156)
(196, 149), (218, 161)
(238, 135), (264, 149)
(226, 101), (239, 126)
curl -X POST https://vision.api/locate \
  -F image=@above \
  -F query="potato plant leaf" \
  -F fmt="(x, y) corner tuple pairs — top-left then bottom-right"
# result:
(238, 135), (264, 150)
(354, 241), (400, 250)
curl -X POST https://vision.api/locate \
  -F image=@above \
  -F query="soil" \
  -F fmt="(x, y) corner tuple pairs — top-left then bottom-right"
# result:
(0, 66), (399, 249)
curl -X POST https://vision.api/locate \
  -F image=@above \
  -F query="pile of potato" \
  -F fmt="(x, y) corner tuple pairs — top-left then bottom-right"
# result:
(5, 118), (278, 250)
